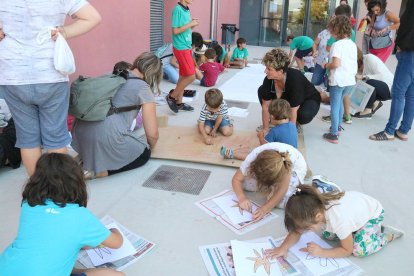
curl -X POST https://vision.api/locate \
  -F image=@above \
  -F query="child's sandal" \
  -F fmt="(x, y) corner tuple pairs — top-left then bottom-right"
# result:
(220, 146), (234, 159)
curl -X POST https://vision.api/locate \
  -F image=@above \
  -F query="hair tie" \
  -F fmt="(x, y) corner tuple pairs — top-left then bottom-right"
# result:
(295, 187), (301, 195)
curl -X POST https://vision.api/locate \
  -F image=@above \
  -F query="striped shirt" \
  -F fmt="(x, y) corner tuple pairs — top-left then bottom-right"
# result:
(198, 102), (229, 122)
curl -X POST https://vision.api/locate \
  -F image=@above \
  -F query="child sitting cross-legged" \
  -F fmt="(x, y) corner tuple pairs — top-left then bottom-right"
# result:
(266, 184), (404, 259)
(0, 153), (124, 276)
(257, 99), (298, 148)
(197, 48), (225, 87)
(232, 143), (307, 221)
(198, 88), (233, 145)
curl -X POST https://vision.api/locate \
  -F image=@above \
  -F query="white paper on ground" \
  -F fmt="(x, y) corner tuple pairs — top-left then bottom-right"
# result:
(212, 194), (257, 224)
(86, 222), (137, 266)
(289, 231), (350, 276)
(228, 107), (249, 117)
(231, 240), (283, 276)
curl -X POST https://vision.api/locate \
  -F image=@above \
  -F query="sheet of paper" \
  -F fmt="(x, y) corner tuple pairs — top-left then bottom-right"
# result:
(228, 107), (249, 117)
(212, 194), (257, 224)
(195, 190), (278, 235)
(86, 222), (136, 266)
(289, 231), (350, 276)
(231, 240), (283, 276)
(77, 216), (155, 271)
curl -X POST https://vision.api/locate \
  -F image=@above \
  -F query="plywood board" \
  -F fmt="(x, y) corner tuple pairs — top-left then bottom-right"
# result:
(151, 126), (306, 168)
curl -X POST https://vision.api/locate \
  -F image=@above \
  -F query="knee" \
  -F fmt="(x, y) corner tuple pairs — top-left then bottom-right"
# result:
(221, 127), (233, 136)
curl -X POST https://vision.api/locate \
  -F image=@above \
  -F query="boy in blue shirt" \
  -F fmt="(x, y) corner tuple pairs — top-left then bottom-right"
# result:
(166, 0), (199, 113)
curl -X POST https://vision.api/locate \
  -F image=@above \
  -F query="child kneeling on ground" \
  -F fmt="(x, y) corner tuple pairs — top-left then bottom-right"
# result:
(198, 88), (233, 145)
(266, 184), (404, 259)
(197, 48), (225, 87)
(0, 153), (124, 276)
(232, 143), (307, 221)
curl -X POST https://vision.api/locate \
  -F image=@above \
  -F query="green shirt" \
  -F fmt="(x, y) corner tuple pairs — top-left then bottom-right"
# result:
(172, 4), (192, 50)
(327, 30), (356, 47)
(290, 36), (314, 50)
(231, 47), (248, 61)
(220, 46), (227, 62)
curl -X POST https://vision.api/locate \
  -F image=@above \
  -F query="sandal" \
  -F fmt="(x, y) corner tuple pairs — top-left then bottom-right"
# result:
(220, 146), (234, 159)
(369, 131), (395, 141)
(395, 130), (408, 141)
(83, 170), (96, 180)
(372, 101), (384, 115)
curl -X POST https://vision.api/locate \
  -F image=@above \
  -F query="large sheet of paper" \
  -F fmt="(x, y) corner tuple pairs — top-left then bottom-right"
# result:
(86, 222), (136, 266)
(77, 216), (155, 271)
(218, 64), (265, 103)
(231, 240), (283, 276)
(289, 232), (351, 276)
(212, 193), (258, 224)
(199, 236), (300, 276)
(195, 189), (277, 235)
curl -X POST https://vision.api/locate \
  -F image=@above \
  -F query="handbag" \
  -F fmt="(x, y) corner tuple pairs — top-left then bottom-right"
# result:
(370, 33), (392, 50)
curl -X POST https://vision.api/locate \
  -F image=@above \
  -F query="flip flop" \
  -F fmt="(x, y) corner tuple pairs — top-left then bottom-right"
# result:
(395, 131), (408, 141)
(369, 131), (395, 141)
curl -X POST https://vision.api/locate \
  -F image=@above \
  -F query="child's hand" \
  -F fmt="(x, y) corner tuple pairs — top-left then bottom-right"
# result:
(209, 129), (217, 137)
(265, 247), (288, 259)
(300, 242), (323, 257)
(204, 136), (213, 145)
(257, 130), (265, 139)
(239, 197), (252, 212)
(190, 18), (199, 28)
(253, 206), (270, 221)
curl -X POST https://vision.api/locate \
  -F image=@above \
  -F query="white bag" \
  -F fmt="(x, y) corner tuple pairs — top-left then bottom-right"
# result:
(37, 28), (76, 75)
(54, 33), (76, 75)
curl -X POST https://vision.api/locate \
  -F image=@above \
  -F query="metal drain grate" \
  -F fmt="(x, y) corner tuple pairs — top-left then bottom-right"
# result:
(142, 165), (211, 195)
(225, 100), (250, 109)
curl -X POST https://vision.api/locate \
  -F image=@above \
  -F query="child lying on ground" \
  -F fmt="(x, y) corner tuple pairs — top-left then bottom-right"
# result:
(0, 153), (124, 276)
(198, 88), (233, 145)
(266, 184), (404, 259)
(231, 143), (307, 221)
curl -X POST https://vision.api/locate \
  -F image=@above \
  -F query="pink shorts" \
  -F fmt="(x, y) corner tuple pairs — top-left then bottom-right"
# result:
(173, 48), (196, 77)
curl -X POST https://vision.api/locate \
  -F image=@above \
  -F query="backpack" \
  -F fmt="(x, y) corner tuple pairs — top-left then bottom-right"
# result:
(69, 74), (140, 121)
(154, 43), (173, 60)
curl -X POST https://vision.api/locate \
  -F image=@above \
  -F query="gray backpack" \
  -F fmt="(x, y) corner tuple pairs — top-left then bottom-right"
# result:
(69, 74), (140, 121)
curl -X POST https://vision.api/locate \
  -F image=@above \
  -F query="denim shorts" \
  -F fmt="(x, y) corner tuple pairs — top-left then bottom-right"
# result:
(0, 82), (71, 149)
(204, 118), (231, 130)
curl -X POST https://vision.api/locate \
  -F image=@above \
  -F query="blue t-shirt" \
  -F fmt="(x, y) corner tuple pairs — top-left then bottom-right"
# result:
(172, 3), (192, 50)
(265, 122), (298, 148)
(0, 201), (110, 276)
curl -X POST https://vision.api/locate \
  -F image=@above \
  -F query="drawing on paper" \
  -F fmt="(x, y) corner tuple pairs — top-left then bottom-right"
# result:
(92, 247), (112, 259)
(246, 248), (272, 275)
(305, 253), (339, 268)
(232, 199), (250, 215)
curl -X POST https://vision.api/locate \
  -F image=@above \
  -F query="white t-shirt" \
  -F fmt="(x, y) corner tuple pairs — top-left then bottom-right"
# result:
(325, 191), (383, 240)
(315, 29), (331, 65)
(328, 38), (357, 87)
(239, 142), (307, 184)
(0, 0), (87, 85)
(363, 54), (394, 90)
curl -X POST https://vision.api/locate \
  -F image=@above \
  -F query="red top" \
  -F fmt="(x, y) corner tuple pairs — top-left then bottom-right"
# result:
(199, 61), (225, 87)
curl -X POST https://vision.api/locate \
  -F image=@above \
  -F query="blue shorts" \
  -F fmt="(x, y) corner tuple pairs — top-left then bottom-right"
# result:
(204, 118), (231, 130)
(1, 82), (71, 149)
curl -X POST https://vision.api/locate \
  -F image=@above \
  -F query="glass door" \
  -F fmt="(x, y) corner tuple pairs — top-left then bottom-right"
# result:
(286, 0), (307, 37)
(259, 0), (284, 46)
(306, 0), (332, 39)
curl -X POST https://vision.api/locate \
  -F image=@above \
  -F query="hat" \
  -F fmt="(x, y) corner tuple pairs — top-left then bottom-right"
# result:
(194, 44), (208, 55)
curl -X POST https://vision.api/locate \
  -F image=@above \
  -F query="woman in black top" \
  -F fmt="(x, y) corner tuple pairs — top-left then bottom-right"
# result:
(258, 48), (321, 132)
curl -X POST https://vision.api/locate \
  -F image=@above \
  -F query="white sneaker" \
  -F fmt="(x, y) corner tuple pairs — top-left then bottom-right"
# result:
(382, 225), (405, 241)
(312, 175), (342, 193)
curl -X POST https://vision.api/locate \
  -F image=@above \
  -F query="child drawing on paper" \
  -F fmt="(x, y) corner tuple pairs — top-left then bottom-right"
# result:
(231, 143), (307, 221)
(266, 185), (404, 260)
(0, 153), (124, 276)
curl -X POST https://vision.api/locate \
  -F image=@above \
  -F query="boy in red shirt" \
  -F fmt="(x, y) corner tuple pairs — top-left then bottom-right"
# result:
(198, 49), (225, 87)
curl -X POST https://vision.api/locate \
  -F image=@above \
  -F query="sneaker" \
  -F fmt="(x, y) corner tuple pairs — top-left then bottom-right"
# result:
(322, 115), (331, 123)
(312, 175), (342, 193)
(343, 114), (352, 124)
(323, 132), (339, 144)
(165, 94), (178, 113)
(382, 225), (405, 241)
(329, 125), (344, 135)
(177, 103), (194, 111)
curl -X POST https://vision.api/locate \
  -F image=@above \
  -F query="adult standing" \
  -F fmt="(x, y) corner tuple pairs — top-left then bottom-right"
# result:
(0, 1), (101, 176)
(367, 0), (400, 63)
(71, 53), (161, 179)
(369, 1), (414, 141)
(258, 48), (321, 133)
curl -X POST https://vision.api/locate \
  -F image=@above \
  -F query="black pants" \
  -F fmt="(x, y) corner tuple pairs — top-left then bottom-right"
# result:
(108, 147), (151, 176)
(365, 79), (391, 108)
(0, 118), (21, 169)
(257, 85), (320, 125)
